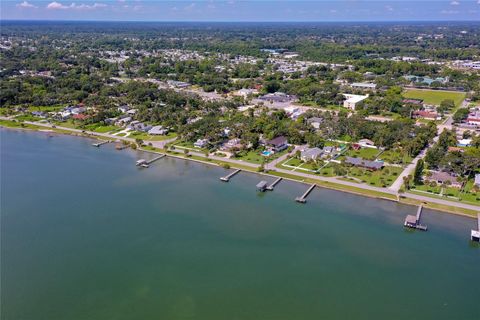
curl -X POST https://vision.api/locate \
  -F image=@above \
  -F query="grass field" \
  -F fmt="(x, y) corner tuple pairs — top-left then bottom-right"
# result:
(403, 89), (466, 107)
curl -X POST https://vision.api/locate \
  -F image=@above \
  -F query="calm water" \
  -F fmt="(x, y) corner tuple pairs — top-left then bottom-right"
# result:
(1, 129), (479, 320)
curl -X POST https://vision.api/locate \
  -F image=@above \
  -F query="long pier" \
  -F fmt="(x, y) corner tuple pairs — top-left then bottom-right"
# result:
(92, 140), (111, 147)
(220, 169), (241, 182)
(471, 213), (480, 242)
(295, 184), (316, 203)
(136, 154), (166, 168)
(404, 205), (428, 231)
(266, 177), (282, 191)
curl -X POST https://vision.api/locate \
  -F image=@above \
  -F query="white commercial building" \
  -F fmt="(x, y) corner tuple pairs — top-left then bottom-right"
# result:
(343, 94), (369, 110)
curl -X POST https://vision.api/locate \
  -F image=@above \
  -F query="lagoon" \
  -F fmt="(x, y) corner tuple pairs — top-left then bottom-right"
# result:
(1, 129), (479, 320)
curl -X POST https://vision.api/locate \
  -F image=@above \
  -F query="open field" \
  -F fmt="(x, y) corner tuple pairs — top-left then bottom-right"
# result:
(403, 89), (466, 107)
(412, 179), (480, 205)
(129, 131), (177, 141)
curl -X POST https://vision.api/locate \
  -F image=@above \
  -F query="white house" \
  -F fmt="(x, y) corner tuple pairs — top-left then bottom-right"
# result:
(351, 82), (377, 90)
(148, 126), (168, 135)
(343, 94), (368, 110)
(194, 139), (209, 148)
(301, 147), (323, 162)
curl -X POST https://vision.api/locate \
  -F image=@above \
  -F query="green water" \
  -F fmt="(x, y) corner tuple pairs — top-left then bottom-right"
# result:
(1, 129), (479, 320)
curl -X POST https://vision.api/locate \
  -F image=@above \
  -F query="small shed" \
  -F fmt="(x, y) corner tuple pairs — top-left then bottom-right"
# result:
(256, 181), (268, 192)
(404, 215), (417, 228)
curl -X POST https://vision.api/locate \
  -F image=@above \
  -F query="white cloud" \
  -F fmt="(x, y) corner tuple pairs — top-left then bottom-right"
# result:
(450, 1), (460, 5)
(47, 2), (69, 9)
(330, 9), (338, 13)
(17, 1), (37, 8)
(46, 2), (108, 10)
(385, 5), (394, 12)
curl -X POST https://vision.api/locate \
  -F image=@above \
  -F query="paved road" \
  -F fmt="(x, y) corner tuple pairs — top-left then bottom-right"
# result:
(24, 121), (139, 142)
(265, 145), (304, 170)
(389, 148), (427, 193)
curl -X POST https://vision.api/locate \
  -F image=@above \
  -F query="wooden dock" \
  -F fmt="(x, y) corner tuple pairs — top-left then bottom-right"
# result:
(404, 205), (428, 231)
(295, 184), (316, 203)
(471, 213), (480, 242)
(266, 177), (282, 191)
(220, 169), (241, 182)
(136, 154), (166, 168)
(92, 140), (111, 147)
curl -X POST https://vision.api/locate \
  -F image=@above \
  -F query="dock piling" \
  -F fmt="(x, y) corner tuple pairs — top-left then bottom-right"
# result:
(220, 169), (241, 182)
(471, 213), (480, 242)
(136, 154), (166, 168)
(404, 205), (428, 231)
(266, 177), (282, 191)
(92, 140), (111, 147)
(295, 184), (316, 203)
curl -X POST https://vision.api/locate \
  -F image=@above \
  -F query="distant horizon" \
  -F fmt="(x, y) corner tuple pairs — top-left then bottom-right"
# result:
(2, 1), (480, 22)
(2, 19), (480, 23)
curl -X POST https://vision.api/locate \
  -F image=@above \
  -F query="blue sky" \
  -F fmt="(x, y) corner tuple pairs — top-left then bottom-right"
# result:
(1, 1), (480, 21)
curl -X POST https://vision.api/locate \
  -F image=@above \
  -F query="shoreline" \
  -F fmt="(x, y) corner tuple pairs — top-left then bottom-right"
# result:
(2, 122), (478, 219)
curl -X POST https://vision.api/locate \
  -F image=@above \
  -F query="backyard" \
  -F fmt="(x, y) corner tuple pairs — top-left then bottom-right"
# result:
(411, 179), (480, 205)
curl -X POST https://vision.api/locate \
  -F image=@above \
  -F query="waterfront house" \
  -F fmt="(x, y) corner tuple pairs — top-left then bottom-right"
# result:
(148, 126), (168, 135)
(266, 136), (288, 152)
(221, 138), (244, 151)
(424, 171), (462, 188)
(31, 111), (46, 118)
(300, 147), (323, 162)
(194, 139), (209, 149)
(128, 121), (152, 132)
(345, 157), (384, 170)
(115, 116), (132, 127)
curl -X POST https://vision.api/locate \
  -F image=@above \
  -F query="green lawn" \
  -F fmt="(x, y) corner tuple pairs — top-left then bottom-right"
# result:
(403, 89), (466, 107)
(234, 150), (265, 164)
(413, 179), (480, 205)
(346, 166), (402, 187)
(131, 131), (177, 141)
(377, 149), (412, 165)
(172, 140), (207, 152)
(14, 114), (43, 122)
(344, 147), (380, 161)
(235, 149), (290, 164)
(27, 105), (65, 112)
(84, 123), (119, 133)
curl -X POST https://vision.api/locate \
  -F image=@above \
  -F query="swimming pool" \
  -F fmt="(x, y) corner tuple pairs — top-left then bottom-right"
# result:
(262, 150), (273, 156)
